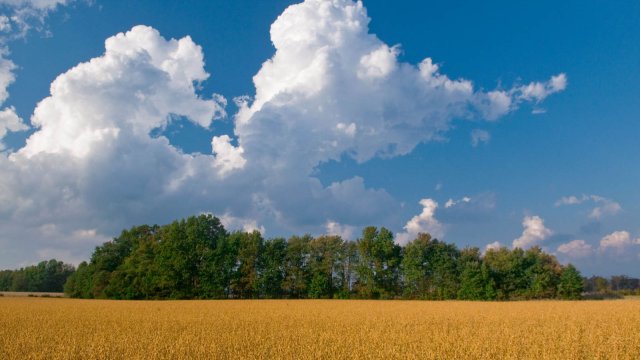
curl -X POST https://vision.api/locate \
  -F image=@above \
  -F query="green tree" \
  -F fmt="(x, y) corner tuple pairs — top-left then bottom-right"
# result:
(282, 235), (312, 298)
(356, 227), (401, 299)
(261, 238), (287, 298)
(308, 235), (344, 298)
(558, 264), (583, 300)
(230, 231), (264, 298)
(457, 247), (495, 300)
(156, 215), (226, 299)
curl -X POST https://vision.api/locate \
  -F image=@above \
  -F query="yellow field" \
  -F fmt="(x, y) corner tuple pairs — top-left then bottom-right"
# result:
(1, 298), (639, 359)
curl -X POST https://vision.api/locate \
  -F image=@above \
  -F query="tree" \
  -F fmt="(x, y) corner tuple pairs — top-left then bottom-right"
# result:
(308, 235), (344, 298)
(155, 215), (226, 299)
(261, 238), (287, 298)
(457, 247), (495, 300)
(558, 264), (583, 300)
(230, 231), (264, 299)
(401, 233), (433, 299)
(282, 235), (312, 298)
(355, 227), (401, 299)
(523, 247), (562, 299)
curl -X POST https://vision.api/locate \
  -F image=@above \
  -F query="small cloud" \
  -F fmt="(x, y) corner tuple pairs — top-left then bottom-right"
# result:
(512, 215), (552, 249)
(599, 231), (637, 253)
(219, 213), (265, 234)
(557, 239), (592, 258)
(555, 194), (622, 220)
(484, 241), (502, 253)
(325, 220), (356, 240)
(444, 196), (471, 209)
(396, 198), (444, 245)
(518, 73), (567, 103)
(470, 129), (490, 147)
(440, 192), (496, 223)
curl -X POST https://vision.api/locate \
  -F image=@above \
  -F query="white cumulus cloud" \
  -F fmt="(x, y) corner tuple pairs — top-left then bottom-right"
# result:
(325, 220), (356, 240)
(599, 231), (639, 253)
(396, 198), (444, 245)
(557, 239), (592, 258)
(0, 0), (567, 267)
(512, 215), (552, 249)
(484, 241), (502, 253)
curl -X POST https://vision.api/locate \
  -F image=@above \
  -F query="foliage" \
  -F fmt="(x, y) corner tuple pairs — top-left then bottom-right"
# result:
(0, 259), (74, 293)
(62, 214), (591, 300)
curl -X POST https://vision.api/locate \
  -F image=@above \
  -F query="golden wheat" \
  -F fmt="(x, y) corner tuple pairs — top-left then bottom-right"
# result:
(0, 297), (638, 359)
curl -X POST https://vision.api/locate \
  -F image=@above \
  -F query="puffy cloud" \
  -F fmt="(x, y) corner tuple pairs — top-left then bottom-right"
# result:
(325, 220), (356, 240)
(0, 106), (26, 149)
(232, 0), (563, 168)
(219, 213), (265, 234)
(555, 194), (622, 219)
(19, 25), (224, 158)
(512, 215), (552, 249)
(0, 26), (229, 265)
(599, 231), (639, 253)
(211, 135), (246, 177)
(396, 198), (444, 245)
(518, 73), (567, 103)
(0, 0), (73, 38)
(0, 47), (15, 102)
(557, 239), (592, 258)
(470, 129), (490, 147)
(484, 241), (502, 252)
(0, 0), (567, 267)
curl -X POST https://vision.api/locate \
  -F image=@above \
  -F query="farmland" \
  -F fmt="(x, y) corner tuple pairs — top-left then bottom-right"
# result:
(1, 298), (639, 359)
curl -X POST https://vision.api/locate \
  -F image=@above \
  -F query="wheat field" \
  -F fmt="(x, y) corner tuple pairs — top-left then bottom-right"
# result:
(0, 297), (638, 359)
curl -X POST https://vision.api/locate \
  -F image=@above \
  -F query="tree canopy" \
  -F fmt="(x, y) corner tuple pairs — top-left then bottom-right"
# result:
(62, 214), (591, 300)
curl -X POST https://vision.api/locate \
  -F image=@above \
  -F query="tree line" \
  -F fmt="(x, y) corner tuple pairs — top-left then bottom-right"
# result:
(0, 259), (75, 293)
(63, 214), (586, 300)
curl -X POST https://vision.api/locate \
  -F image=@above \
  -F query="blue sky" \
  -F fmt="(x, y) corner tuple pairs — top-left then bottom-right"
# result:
(0, 0), (638, 276)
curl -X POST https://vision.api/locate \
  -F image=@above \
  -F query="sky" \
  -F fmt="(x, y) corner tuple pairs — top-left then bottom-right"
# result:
(0, 0), (638, 277)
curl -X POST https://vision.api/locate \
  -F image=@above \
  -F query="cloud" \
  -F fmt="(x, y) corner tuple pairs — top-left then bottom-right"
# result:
(440, 192), (496, 223)
(484, 241), (502, 253)
(325, 220), (356, 240)
(512, 215), (552, 249)
(557, 239), (592, 258)
(0, 25), (228, 265)
(396, 198), (444, 245)
(555, 195), (585, 206)
(518, 73), (567, 103)
(599, 231), (639, 253)
(0, 0), (69, 9)
(0, 0), (73, 38)
(555, 194), (622, 219)
(0, 0), (567, 267)
(470, 129), (490, 147)
(588, 196), (622, 220)
(219, 213), (265, 234)
(444, 196), (472, 209)
(0, 106), (27, 150)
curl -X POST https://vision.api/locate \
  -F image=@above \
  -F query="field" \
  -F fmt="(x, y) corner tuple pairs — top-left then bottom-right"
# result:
(1, 298), (639, 359)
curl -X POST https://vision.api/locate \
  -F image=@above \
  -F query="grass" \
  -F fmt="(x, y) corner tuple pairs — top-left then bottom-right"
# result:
(1, 298), (639, 359)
